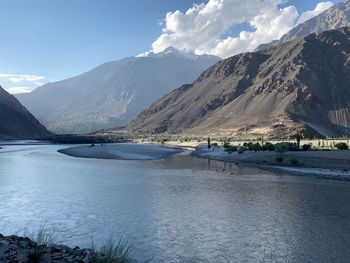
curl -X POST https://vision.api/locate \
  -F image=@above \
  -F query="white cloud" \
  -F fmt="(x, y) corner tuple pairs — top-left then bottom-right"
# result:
(4, 86), (33, 94)
(208, 5), (299, 58)
(0, 73), (47, 94)
(136, 51), (151, 57)
(151, 0), (334, 58)
(0, 73), (46, 83)
(298, 1), (334, 24)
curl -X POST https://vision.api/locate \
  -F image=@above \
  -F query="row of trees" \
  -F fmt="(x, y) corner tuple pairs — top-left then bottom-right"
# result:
(208, 138), (349, 153)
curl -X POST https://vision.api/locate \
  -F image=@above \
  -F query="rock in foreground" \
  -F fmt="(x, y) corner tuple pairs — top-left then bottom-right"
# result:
(0, 234), (91, 263)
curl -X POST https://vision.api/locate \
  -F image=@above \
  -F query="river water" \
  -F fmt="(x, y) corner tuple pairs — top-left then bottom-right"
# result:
(0, 144), (349, 262)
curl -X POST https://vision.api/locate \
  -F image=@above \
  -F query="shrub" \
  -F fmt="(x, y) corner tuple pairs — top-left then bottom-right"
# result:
(302, 144), (312, 151)
(287, 143), (300, 151)
(275, 156), (284, 164)
(274, 143), (289, 154)
(223, 141), (238, 154)
(225, 145), (238, 154)
(241, 142), (263, 151)
(275, 142), (299, 153)
(335, 142), (349, 150)
(251, 143), (262, 152)
(223, 140), (230, 148)
(24, 226), (57, 263)
(238, 147), (246, 154)
(262, 142), (275, 151)
(159, 138), (168, 144)
(289, 158), (299, 166)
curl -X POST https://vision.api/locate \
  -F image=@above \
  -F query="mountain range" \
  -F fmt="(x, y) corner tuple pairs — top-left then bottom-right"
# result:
(0, 86), (51, 139)
(128, 27), (350, 138)
(10, 1), (350, 139)
(16, 48), (219, 134)
(256, 0), (350, 51)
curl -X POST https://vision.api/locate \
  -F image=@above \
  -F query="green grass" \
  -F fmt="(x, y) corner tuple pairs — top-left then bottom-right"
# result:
(21, 226), (135, 263)
(91, 236), (133, 263)
(275, 156), (284, 164)
(289, 158), (299, 166)
(23, 225), (57, 263)
(23, 225), (57, 246)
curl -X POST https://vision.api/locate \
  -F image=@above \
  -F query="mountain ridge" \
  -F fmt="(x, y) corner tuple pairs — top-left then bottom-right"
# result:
(128, 27), (350, 138)
(0, 86), (51, 139)
(256, 0), (350, 51)
(16, 48), (220, 134)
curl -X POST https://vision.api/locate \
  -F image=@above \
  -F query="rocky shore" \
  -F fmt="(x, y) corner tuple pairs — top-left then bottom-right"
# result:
(0, 234), (91, 263)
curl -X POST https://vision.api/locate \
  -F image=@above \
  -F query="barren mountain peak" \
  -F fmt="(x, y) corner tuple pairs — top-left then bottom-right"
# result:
(129, 27), (350, 138)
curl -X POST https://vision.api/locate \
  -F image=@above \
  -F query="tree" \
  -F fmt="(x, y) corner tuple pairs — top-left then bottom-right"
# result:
(225, 145), (238, 154)
(289, 158), (299, 166)
(296, 133), (301, 149)
(275, 143), (289, 155)
(302, 144), (312, 151)
(335, 142), (349, 150)
(275, 156), (284, 164)
(252, 142), (262, 152)
(160, 137), (168, 144)
(262, 142), (275, 151)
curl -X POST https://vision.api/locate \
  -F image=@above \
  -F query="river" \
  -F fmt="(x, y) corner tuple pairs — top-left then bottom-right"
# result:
(0, 144), (349, 262)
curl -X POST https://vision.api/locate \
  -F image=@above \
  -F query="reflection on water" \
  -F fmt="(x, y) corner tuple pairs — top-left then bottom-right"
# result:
(0, 145), (350, 263)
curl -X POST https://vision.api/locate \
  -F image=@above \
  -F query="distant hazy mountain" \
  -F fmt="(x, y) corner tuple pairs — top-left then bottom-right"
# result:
(256, 0), (350, 51)
(16, 47), (220, 134)
(129, 28), (350, 138)
(0, 86), (51, 139)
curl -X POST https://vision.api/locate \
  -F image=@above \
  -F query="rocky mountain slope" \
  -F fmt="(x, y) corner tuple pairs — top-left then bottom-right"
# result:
(129, 27), (350, 138)
(16, 48), (219, 134)
(256, 0), (350, 51)
(0, 86), (51, 139)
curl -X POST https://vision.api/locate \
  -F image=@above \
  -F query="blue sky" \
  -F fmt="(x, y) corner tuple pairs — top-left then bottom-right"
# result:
(0, 0), (342, 93)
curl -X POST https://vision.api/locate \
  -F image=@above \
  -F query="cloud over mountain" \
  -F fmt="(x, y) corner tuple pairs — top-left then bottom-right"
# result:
(0, 73), (47, 94)
(151, 0), (335, 58)
(298, 1), (334, 24)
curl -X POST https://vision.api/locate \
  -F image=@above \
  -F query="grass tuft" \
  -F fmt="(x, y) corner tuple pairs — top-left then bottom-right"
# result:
(23, 225), (57, 247)
(91, 235), (133, 263)
(23, 225), (57, 263)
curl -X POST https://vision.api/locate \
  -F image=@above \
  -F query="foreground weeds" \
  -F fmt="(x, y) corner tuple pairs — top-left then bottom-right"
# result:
(91, 235), (133, 263)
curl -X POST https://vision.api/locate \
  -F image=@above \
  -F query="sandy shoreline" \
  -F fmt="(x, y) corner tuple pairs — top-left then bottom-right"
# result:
(58, 142), (350, 179)
(58, 143), (183, 160)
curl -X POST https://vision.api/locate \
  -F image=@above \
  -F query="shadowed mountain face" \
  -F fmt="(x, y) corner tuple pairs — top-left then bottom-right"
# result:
(256, 0), (350, 51)
(16, 48), (219, 134)
(0, 86), (51, 139)
(128, 28), (350, 138)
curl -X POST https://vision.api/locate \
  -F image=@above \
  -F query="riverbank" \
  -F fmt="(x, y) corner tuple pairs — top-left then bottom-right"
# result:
(58, 142), (350, 179)
(0, 234), (91, 263)
(192, 145), (350, 179)
(59, 143), (183, 160)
